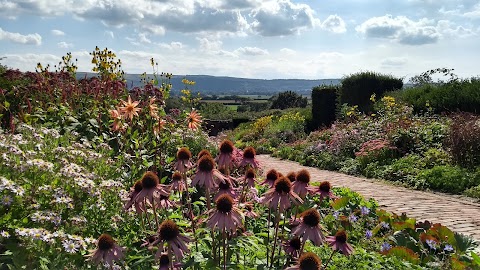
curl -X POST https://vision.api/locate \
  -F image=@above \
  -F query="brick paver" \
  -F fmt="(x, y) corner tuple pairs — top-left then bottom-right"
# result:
(258, 154), (480, 242)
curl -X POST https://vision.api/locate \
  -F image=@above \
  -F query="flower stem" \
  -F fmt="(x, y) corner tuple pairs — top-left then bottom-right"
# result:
(223, 229), (227, 270)
(152, 198), (159, 230)
(182, 172), (198, 251)
(266, 207), (271, 267)
(270, 211), (280, 268)
(323, 249), (336, 269)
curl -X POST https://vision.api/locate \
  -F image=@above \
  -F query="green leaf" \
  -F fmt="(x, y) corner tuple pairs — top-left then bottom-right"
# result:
(471, 252), (480, 266)
(392, 219), (415, 231)
(4, 101), (10, 109)
(386, 247), (420, 264)
(331, 197), (349, 210)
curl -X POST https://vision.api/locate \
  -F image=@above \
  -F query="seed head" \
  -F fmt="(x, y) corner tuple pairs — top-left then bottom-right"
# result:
(286, 171), (296, 182)
(274, 176), (291, 194)
(97, 234), (115, 251)
(302, 208), (321, 227)
(335, 230), (347, 244)
(172, 171), (182, 181)
(289, 237), (301, 250)
(296, 169), (310, 184)
(266, 169), (279, 181)
(158, 220), (180, 242)
(133, 180), (143, 192)
(319, 181), (331, 193)
(298, 252), (322, 270)
(197, 149), (212, 159)
(177, 147), (192, 160)
(218, 180), (231, 190)
(141, 171), (159, 189)
(215, 194), (234, 213)
(243, 147), (256, 159)
(245, 168), (256, 179)
(219, 140), (234, 154)
(198, 155), (215, 172)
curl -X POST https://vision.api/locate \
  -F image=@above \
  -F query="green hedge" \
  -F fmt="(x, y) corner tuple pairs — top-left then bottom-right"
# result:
(311, 85), (338, 129)
(340, 71), (403, 113)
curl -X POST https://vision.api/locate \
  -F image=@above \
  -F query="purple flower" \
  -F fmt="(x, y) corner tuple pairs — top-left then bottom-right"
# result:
(443, 244), (454, 252)
(380, 242), (392, 253)
(365, 230), (373, 239)
(426, 239), (437, 250)
(333, 211), (340, 219)
(380, 221), (390, 229)
(348, 214), (358, 223)
(360, 206), (370, 216)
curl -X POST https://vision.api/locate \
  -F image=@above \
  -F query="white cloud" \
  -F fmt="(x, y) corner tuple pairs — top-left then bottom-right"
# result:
(381, 57), (407, 67)
(463, 3), (480, 18)
(0, 27), (42, 45)
(437, 20), (476, 37)
(159, 41), (184, 50)
(249, 0), (320, 36)
(280, 48), (296, 55)
(197, 37), (223, 52)
(322, 15), (346, 33)
(234, 46), (269, 56)
(57, 41), (73, 49)
(138, 33), (151, 44)
(356, 15), (440, 45)
(51, 29), (65, 36)
(104, 31), (114, 39)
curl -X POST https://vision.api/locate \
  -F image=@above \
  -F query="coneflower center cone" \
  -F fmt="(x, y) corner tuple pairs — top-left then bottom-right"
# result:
(172, 172), (182, 181)
(274, 177), (291, 194)
(220, 140), (234, 154)
(298, 252), (322, 270)
(266, 169), (278, 181)
(159, 220), (180, 241)
(319, 181), (331, 192)
(216, 194), (233, 213)
(243, 147), (255, 159)
(286, 172), (296, 182)
(302, 209), (321, 227)
(198, 156), (215, 172)
(197, 149), (212, 159)
(289, 237), (301, 250)
(335, 230), (347, 243)
(296, 170), (310, 183)
(133, 180), (143, 192)
(97, 234), (115, 251)
(141, 172), (159, 189)
(246, 168), (256, 179)
(218, 181), (230, 190)
(177, 147), (192, 160)
(159, 253), (170, 266)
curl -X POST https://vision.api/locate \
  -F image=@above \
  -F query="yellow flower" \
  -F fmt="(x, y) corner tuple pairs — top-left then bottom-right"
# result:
(119, 95), (141, 121)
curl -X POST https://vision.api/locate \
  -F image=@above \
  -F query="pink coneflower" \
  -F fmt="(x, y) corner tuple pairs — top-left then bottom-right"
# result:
(286, 252), (322, 270)
(197, 149), (212, 160)
(326, 230), (354, 256)
(216, 140), (235, 170)
(242, 202), (259, 219)
(206, 194), (244, 233)
(152, 220), (191, 261)
(86, 234), (125, 265)
(283, 237), (301, 258)
(134, 171), (170, 205)
(192, 155), (228, 191)
(260, 169), (279, 187)
(239, 147), (259, 168)
(292, 169), (311, 198)
(174, 148), (193, 173)
(260, 176), (303, 212)
(242, 168), (257, 188)
(291, 208), (325, 246)
(308, 181), (336, 201)
(158, 252), (182, 270)
(157, 193), (177, 209)
(170, 171), (187, 193)
(124, 180), (146, 213)
(214, 180), (237, 201)
(286, 171), (296, 183)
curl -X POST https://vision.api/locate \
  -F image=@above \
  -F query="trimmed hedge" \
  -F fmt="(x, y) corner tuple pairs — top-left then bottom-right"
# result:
(311, 85), (338, 129)
(340, 71), (403, 113)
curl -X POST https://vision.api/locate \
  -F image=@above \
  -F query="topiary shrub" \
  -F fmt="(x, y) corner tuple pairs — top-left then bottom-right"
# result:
(339, 71), (403, 113)
(311, 85), (339, 130)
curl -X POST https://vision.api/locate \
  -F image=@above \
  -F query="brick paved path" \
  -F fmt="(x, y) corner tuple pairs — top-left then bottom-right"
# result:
(258, 154), (480, 242)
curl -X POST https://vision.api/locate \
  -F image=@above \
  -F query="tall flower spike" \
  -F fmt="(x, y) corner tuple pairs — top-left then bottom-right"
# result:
(86, 234), (125, 265)
(291, 208), (325, 246)
(260, 176), (303, 212)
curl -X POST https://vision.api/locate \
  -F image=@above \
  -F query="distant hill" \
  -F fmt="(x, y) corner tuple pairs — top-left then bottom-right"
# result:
(76, 73), (340, 96)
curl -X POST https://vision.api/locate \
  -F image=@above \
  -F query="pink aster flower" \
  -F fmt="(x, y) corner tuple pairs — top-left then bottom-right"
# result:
(123, 180), (146, 213)
(292, 169), (311, 198)
(192, 155), (228, 191)
(238, 147), (259, 168)
(133, 171), (170, 206)
(260, 176), (303, 212)
(326, 230), (354, 256)
(285, 252), (322, 270)
(291, 208), (325, 246)
(174, 147), (194, 173)
(206, 194), (244, 233)
(216, 140), (236, 170)
(86, 234), (125, 265)
(152, 220), (191, 261)
(308, 181), (336, 201)
(260, 169), (279, 187)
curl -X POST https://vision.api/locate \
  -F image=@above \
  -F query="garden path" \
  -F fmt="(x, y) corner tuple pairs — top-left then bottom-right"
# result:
(257, 154), (480, 242)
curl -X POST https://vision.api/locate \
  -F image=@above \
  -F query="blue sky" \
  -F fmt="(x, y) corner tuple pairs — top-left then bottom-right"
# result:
(1, 0), (479, 79)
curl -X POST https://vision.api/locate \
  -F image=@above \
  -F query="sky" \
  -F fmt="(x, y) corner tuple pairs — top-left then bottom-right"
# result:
(1, 0), (479, 80)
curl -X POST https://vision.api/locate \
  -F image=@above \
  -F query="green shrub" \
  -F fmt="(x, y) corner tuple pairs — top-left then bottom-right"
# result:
(270, 90), (307, 110)
(400, 77), (480, 114)
(340, 71), (403, 113)
(382, 155), (428, 188)
(311, 85), (338, 129)
(417, 165), (478, 194)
